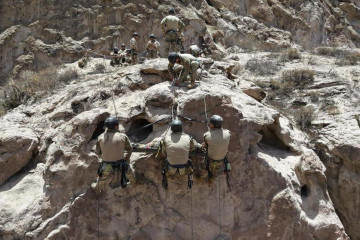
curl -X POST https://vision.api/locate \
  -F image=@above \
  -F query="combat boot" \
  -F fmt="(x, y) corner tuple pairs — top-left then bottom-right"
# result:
(187, 80), (195, 89)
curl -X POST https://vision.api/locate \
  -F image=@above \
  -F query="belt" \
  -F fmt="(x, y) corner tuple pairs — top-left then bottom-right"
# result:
(168, 162), (189, 169)
(166, 29), (177, 34)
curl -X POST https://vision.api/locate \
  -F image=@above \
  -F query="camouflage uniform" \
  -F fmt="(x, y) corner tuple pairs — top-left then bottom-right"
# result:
(161, 15), (185, 57)
(189, 44), (201, 57)
(168, 53), (201, 87)
(92, 129), (134, 195)
(130, 37), (139, 65)
(110, 52), (121, 66)
(161, 132), (199, 187)
(146, 40), (161, 59)
(203, 128), (231, 179)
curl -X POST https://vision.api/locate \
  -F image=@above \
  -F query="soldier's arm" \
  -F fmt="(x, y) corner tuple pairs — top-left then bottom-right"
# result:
(168, 62), (175, 79)
(95, 138), (102, 155)
(161, 18), (166, 33)
(160, 140), (167, 158)
(190, 137), (201, 151)
(178, 19), (185, 34)
(124, 136), (133, 163)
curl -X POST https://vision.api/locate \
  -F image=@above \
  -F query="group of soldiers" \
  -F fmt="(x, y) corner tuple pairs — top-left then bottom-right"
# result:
(92, 115), (231, 194)
(109, 7), (211, 89)
(91, 7), (225, 194)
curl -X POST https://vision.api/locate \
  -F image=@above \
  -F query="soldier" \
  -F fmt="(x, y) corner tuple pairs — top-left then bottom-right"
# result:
(202, 115), (231, 183)
(119, 43), (127, 64)
(123, 49), (132, 65)
(146, 34), (161, 59)
(130, 32), (140, 65)
(91, 116), (133, 195)
(189, 43), (201, 57)
(160, 119), (199, 189)
(120, 43), (126, 53)
(161, 7), (185, 57)
(110, 47), (121, 67)
(168, 52), (201, 89)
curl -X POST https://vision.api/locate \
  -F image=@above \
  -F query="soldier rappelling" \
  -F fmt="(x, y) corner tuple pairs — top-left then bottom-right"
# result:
(161, 7), (185, 57)
(202, 115), (231, 186)
(160, 119), (200, 189)
(91, 117), (134, 195)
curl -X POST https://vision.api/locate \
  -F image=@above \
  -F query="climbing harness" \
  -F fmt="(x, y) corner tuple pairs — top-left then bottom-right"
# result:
(161, 159), (193, 190)
(223, 157), (232, 192)
(97, 160), (129, 189)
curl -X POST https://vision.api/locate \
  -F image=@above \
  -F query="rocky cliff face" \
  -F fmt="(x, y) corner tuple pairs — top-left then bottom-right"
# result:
(0, 57), (351, 239)
(1, 0), (360, 82)
(1, 1), (360, 240)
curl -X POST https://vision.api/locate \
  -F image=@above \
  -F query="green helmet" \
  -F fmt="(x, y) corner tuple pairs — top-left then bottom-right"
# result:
(210, 115), (223, 128)
(171, 119), (182, 132)
(104, 116), (119, 129)
(169, 7), (175, 14)
(168, 52), (179, 63)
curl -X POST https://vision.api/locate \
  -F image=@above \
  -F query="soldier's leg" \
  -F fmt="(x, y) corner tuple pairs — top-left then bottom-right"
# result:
(177, 65), (189, 84)
(188, 61), (200, 89)
(92, 167), (114, 195)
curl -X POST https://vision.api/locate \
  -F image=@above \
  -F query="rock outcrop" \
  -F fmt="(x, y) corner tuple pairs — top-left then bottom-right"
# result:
(1, 0), (360, 82)
(0, 58), (349, 239)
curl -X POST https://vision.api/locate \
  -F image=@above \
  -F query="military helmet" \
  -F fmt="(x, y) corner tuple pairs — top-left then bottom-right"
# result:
(121, 43), (126, 47)
(169, 7), (175, 14)
(113, 47), (119, 51)
(168, 52), (179, 63)
(104, 116), (119, 129)
(133, 32), (139, 37)
(149, 34), (156, 39)
(210, 115), (223, 128)
(171, 119), (183, 132)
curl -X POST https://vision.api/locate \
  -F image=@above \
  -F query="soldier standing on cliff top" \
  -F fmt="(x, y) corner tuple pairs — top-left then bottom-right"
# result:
(161, 7), (185, 57)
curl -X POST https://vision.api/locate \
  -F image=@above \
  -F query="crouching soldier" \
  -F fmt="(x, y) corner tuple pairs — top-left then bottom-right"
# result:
(202, 115), (231, 184)
(168, 52), (201, 89)
(91, 116), (134, 195)
(160, 119), (199, 190)
(110, 47), (121, 67)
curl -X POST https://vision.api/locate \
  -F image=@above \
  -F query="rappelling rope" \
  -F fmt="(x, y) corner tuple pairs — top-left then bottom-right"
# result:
(97, 195), (100, 240)
(190, 186), (194, 240)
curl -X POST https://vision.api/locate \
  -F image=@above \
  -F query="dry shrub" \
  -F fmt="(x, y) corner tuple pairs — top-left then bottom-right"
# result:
(92, 63), (106, 74)
(268, 78), (295, 98)
(1, 66), (79, 113)
(279, 48), (301, 62)
(315, 47), (359, 66)
(282, 69), (315, 87)
(294, 106), (316, 131)
(245, 57), (279, 76)
(321, 100), (340, 115)
(308, 91), (320, 103)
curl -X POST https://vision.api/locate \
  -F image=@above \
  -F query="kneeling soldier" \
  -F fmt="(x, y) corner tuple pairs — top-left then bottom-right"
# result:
(202, 115), (231, 183)
(92, 116), (133, 195)
(160, 119), (199, 189)
(168, 52), (201, 89)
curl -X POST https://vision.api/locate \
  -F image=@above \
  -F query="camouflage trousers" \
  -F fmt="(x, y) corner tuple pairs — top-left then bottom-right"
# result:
(92, 161), (135, 195)
(131, 49), (138, 65)
(147, 50), (159, 59)
(175, 61), (200, 84)
(164, 31), (182, 57)
(206, 158), (225, 184)
(110, 57), (121, 66)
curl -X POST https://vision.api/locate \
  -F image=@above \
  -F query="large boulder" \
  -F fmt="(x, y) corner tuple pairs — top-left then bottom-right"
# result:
(0, 126), (39, 185)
